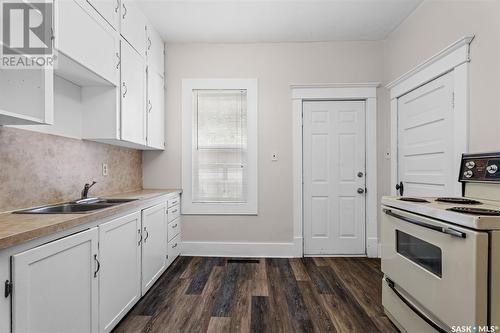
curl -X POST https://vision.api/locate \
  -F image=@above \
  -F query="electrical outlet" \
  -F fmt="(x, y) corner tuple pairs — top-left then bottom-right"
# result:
(102, 163), (108, 176)
(272, 152), (278, 161)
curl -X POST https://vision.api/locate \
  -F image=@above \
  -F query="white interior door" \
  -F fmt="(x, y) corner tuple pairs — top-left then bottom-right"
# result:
(303, 100), (366, 255)
(397, 72), (455, 197)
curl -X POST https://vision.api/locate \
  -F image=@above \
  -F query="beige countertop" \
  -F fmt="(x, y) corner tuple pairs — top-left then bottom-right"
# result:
(0, 189), (181, 250)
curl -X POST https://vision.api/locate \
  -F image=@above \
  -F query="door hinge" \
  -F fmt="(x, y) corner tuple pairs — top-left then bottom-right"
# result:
(4, 280), (12, 298)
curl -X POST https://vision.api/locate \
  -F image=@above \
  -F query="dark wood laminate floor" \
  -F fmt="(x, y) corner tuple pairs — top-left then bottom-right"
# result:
(113, 257), (398, 333)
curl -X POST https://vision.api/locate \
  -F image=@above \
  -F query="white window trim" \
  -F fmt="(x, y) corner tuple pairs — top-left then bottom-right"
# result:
(387, 35), (474, 197)
(291, 83), (380, 258)
(181, 79), (258, 215)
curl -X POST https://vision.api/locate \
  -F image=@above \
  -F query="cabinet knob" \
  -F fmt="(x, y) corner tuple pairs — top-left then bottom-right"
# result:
(115, 0), (119, 13)
(122, 3), (127, 19)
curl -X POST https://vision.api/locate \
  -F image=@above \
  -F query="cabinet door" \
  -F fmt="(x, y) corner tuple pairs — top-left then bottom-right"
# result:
(55, 0), (119, 85)
(87, 0), (120, 30)
(12, 228), (99, 333)
(147, 69), (165, 149)
(99, 212), (141, 332)
(121, 40), (146, 145)
(146, 25), (164, 75)
(141, 203), (167, 294)
(120, 0), (147, 57)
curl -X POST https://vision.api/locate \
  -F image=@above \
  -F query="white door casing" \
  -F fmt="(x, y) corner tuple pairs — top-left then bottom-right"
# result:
(388, 36), (474, 197)
(12, 228), (99, 333)
(303, 100), (366, 255)
(291, 83), (379, 258)
(397, 72), (455, 197)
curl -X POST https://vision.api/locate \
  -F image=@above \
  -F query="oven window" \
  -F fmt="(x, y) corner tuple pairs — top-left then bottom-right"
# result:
(396, 230), (442, 277)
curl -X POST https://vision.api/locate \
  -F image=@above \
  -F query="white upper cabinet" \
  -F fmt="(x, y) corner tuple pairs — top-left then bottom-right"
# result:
(0, 69), (54, 125)
(147, 69), (165, 149)
(55, 0), (120, 86)
(87, 0), (121, 30)
(12, 228), (99, 333)
(120, 0), (148, 57)
(121, 39), (147, 145)
(146, 24), (165, 76)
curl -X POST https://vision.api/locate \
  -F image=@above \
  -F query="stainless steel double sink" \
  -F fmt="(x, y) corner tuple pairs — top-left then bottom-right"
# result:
(13, 198), (138, 214)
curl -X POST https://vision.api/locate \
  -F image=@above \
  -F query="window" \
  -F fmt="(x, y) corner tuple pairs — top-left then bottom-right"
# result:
(182, 79), (258, 214)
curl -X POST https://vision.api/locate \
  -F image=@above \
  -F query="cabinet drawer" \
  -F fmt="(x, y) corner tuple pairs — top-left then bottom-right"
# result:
(167, 218), (180, 242)
(167, 196), (180, 208)
(167, 205), (180, 223)
(168, 234), (181, 264)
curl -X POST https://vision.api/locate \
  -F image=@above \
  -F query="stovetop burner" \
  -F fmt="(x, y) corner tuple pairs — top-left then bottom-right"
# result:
(447, 207), (500, 215)
(398, 197), (430, 203)
(436, 197), (482, 205)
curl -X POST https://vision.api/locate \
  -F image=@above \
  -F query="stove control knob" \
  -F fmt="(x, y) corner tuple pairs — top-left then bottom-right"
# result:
(465, 161), (475, 169)
(463, 170), (473, 178)
(487, 164), (498, 174)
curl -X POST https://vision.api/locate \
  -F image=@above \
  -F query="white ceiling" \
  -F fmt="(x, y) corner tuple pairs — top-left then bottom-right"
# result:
(137, 0), (423, 43)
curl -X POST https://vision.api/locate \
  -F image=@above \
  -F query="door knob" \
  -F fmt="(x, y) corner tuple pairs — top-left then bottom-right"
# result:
(357, 188), (365, 194)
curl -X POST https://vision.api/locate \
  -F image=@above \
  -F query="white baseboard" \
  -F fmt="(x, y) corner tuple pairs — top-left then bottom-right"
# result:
(181, 237), (303, 258)
(366, 237), (379, 258)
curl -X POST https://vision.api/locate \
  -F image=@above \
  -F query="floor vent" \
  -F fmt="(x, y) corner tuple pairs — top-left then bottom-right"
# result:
(227, 259), (260, 264)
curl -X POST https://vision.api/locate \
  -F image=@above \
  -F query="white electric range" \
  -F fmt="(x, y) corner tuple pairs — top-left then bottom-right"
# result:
(381, 152), (500, 333)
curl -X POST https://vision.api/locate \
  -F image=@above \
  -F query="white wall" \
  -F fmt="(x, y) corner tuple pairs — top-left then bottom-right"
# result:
(378, 0), (500, 199)
(143, 42), (384, 244)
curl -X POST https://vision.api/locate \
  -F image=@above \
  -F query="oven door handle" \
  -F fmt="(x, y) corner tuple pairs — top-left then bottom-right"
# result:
(385, 277), (447, 333)
(383, 209), (466, 239)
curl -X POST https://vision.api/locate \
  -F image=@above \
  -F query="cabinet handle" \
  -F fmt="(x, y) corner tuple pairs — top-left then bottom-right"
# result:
(171, 209), (178, 214)
(115, 0), (119, 13)
(122, 3), (127, 19)
(115, 52), (120, 69)
(148, 37), (152, 50)
(172, 223), (178, 228)
(148, 100), (152, 113)
(93, 254), (101, 278)
(172, 243), (178, 248)
(137, 229), (142, 246)
(122, 82), (127, 98)
(143, 226), (149, 243)
(171, 200), (178, 205)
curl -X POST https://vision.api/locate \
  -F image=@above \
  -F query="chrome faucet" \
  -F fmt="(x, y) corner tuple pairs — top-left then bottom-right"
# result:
(81, 181), (97, 199)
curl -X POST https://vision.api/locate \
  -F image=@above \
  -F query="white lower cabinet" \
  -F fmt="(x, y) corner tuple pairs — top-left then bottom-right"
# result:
(98, 212), (141, 333)
(141, 203), (167, 294)
(12, 228), (99, 333)
(6, 195), (181, 333)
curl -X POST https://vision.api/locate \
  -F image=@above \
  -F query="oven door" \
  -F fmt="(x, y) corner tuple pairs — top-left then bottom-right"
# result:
(381, 206), (488, 330)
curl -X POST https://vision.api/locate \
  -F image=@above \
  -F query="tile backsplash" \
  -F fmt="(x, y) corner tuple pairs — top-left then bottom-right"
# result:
(0, 127), (142, 212)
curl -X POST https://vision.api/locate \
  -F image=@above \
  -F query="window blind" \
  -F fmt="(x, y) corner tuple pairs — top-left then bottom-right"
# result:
(192, 89), (248, 203)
